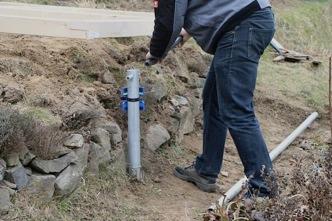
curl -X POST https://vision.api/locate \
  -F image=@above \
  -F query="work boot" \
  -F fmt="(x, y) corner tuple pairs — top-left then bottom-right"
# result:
(174, 164), (217, 193)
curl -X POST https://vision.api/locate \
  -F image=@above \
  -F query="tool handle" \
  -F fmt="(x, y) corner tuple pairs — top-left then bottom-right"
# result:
(170, 36), (184, 49)
(144, 36), (183, 67)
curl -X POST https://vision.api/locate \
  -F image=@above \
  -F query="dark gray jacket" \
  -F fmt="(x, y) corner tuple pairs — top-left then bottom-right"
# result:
(150, 0), (271, 57)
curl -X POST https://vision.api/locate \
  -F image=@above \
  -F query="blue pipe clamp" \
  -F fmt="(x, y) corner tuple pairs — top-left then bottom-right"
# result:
(120, 86), (145, 112)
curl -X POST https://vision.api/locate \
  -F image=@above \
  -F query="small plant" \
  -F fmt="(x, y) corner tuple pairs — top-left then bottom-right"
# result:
(22, 119), (66, 160)
(0, 106), (26, 156)
(0, 106), (65, 160)
(204, 147), (332, 221)
(260, 148), (332, 221)
(63, 109), (101, 130)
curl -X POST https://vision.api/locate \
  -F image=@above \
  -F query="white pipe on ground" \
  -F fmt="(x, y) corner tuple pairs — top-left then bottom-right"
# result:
(126, 69), (143, 180)
(210, 112), (319, 210)
(269, 112), (319, 161)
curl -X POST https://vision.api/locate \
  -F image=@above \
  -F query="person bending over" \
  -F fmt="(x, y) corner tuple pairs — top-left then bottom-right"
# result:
(146, 0), (276, 197)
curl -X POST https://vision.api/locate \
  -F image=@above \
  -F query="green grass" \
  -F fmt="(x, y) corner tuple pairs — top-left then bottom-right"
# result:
(274, 0), (332, 55)
(77, 73), (96, 83)
(257, 0), (332, 112)
(2, 1), (331, 220)
(23, 106), (62, 125)
(155, 142), (194, 166)
(57, 199), (73, 214)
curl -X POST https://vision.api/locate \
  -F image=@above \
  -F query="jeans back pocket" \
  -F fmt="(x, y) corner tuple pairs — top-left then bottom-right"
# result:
(248, 27), (275, 60)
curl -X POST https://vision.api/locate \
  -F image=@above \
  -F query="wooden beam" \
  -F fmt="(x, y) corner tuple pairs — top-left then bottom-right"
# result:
(0, 15), (87, 39)
(68, 19), (154, 38)
(0, 2), (154, 17)
(0, 2), (154, 39)
(0, 7), (152, 20)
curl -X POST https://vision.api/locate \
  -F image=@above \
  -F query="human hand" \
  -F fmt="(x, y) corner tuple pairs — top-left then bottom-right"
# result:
(180, 28), (191, 45)
(145, 52), (160, 66)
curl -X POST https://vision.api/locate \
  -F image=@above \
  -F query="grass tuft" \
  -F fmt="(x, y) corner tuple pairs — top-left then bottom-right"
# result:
(0, 106), (65, 160)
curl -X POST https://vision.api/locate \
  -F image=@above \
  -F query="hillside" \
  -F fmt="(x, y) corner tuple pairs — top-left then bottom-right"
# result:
(0, 0), (331, 220)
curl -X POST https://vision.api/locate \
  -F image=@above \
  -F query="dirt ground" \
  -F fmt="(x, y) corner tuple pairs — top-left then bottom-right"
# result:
(111, 97), (328, 220)
(0, 0), (331, 220)
(0, 33), (329, 220)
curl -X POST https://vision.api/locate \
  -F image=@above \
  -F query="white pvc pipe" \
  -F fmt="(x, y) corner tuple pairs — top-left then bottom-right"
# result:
(270, 38), (286, 54)
(210, 112), (319, 210)
(269, 112), (318, 161)
(126, 69), (143, 180)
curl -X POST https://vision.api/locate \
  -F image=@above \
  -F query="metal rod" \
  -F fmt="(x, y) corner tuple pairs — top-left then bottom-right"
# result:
(126, 69), (143, 180)
(210, 112), (319, 209)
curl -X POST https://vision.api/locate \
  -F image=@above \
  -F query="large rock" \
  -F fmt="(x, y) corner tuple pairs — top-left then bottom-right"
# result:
(3, 83), (24, 103)
(91, 128), (111, 151)
(74, 144), (90, 172)
(170, 95), (189, 107)
(0, 188), (12, 215)
(166, 54), (191, 83)
(4, 164), (29, 190)
(0, 185), (15, 196)
(55, 164), (82, 196)
(184, 48), (209, 75)
(2, 180), (16, 190)
(4, 152), (20, 167)
(178, 106), (195, 135)
(54, 145), (90, 196)
(26, 174), (56, 202)
(0, 159), (6, 181)
(153, 82), (168, 102)
(51, 146), (72, 158)
(169, 96), (196, 142)
(87, 142), (111, 175)
(100, 71), (115, 84)
(63, 101), (105, 130)
(25, 167), (32, 176)
(108, 123), (123, 145)
(31, 151), (77, 174)
(193, 88), (203, 99)
(20, 151), (36, 166)
(0, 84), (4, 96)
(145, 124), (171, 151)
(145, 81), (168, 102)
(63, 134), (84, 149)
(175, 97), (200, 136)
(190, 97), (202, 118)
(190, 77), (205, 89)
(92, 119), (122, 145)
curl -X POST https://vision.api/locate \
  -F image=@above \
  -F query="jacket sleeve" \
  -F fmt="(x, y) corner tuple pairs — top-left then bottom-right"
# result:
(149, 0), (188, 58)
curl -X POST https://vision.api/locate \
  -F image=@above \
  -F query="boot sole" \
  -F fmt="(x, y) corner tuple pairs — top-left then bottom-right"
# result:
(173, 169), (217, 193)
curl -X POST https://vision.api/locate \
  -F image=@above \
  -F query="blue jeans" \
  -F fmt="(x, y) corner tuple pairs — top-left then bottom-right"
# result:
(195, 8), (275, 196)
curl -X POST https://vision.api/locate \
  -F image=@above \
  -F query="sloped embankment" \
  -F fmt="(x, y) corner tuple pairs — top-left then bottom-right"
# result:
(0, 0), (331, 220)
